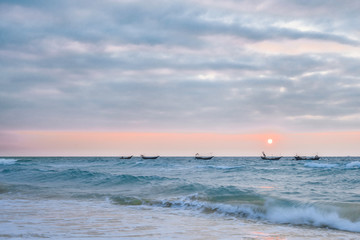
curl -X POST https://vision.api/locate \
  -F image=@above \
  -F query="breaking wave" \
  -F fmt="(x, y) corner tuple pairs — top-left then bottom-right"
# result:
(265, 202), (360, 232)
(112, 194), (360, 232)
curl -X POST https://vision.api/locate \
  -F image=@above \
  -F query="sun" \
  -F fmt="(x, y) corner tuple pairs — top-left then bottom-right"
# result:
(267, 138), (273, 144)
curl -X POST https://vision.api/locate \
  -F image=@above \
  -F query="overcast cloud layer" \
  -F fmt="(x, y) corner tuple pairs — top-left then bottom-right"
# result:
(1, 0), (360, 133)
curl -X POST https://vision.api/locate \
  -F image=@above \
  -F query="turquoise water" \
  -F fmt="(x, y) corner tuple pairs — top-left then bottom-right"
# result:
(1, 157), (360, 239)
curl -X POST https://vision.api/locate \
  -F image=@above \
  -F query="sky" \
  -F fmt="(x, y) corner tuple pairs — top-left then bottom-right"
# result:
(1, 0), (360, 156)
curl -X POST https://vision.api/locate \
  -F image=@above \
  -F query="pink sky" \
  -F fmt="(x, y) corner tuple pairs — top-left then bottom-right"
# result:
(1, 1), (360, 157)
(1, 130), (359, 156)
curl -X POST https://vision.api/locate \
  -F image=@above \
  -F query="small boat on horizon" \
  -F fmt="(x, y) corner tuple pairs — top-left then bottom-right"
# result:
(294, 155), (320, 160)
(119, 156), (133, 159)
(195, 153), (214, 160)
(141, 155), (159, 160)
(261, 151), (281, 160)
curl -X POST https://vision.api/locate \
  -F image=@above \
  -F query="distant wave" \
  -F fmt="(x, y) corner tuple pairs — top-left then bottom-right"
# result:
(304, 162), (360, 169)
(346, 161), (360, 169)
(304, 163), (338, 168)
(98, 174), (175, 186)
(197, 165), (243, 171)
(26, 168), (108, 182)
(0, 158), (17, 165)
(1, 166), (176, 186)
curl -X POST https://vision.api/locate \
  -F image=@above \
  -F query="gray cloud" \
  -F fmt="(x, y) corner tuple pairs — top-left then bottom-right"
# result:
(1, 0), (358, 48)
(1, 0), (360, 133)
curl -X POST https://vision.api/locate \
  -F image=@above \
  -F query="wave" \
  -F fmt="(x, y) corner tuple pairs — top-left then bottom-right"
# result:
(16, 159), (33, 163)
(266, 203), (360, 232)
(207, 165), (243, 170)
(304, 162), (360, 169)
(304, 163), (338, 168)
(1, 167), (175, 186)
(111, 195), (147, 206)
(161, 183), (208, 195)
(97, 174), (175, 186)
(0, 158), (18, 165)
(23, 168), (107, 183)
(346, 161), (360, 169)
(111, 193), (360, 233)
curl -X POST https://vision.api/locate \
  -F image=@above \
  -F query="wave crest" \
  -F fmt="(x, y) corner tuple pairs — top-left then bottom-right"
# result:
(0, 158), (18, 165)
(112, 194), (360, 233)
(266, 203), (360, 232)
(346, 161), (360, 169)
(304, 163), (338, 168)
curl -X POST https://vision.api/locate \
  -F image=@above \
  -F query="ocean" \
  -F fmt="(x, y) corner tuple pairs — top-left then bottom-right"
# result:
(1, 156), (360, 239)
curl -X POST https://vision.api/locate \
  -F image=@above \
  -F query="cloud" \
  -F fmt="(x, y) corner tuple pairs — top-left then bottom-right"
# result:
(0, 0), (360, 133)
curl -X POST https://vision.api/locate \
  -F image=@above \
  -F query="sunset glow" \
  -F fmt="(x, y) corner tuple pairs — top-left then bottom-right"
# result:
(0, 130), (357, 156)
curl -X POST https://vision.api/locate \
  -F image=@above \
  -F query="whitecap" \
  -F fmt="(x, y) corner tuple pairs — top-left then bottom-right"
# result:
(304, 162), (338, 168)
(346, 161), (360, 169)
(209, 165), (243, 170)
(0, 158), (18, 165)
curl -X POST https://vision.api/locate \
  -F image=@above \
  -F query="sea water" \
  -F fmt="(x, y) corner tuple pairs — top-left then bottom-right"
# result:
(0, 157), (360, 239)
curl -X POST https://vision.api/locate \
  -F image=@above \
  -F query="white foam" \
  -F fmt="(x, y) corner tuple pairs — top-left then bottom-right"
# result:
(160, 196), (360, 233)
(0, 158), (17, 165)
(266, 204), (360, 232)
(346, 161), (360, 168)
(304, 163), (338, 168)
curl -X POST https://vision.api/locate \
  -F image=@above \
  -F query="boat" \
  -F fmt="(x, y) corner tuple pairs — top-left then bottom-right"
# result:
(195, 153), (213, 160)
(119, 156), (132, 159)
(141, 155), (159, 160)
(261, 151), (281, 160)
(294, 155), (320, 160)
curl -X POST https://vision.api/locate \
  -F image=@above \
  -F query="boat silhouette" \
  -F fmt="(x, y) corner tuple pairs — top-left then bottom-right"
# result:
(294, 155), (320, 160)
(261, 151), (281, 160)
(141, 155), (159, 160)
(195, 153), (214, 160)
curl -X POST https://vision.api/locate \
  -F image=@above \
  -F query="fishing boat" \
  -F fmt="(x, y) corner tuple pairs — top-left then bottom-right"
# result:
(119, 156), (132, 159)
(141, 155), (159, 160)
(294, 155), (320, 160)
(195, 153), (213, 160)
(261, 151), (281, 160)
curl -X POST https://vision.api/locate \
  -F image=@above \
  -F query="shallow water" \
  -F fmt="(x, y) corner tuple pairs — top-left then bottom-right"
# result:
(1, 157), (360, 239)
